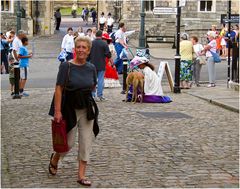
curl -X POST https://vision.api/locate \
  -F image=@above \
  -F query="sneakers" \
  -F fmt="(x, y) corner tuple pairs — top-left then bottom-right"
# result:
(94, 96), (107, 102)
(99, 96), (106, 101)
(207, 83), (216, 88)
(20, 92), (30, 97)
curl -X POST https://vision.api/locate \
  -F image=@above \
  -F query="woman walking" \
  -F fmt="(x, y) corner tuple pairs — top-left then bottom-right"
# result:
(202, 31), (217, 87)
(49, 36), (99, 186)
(61, 27), (75, 61)
(180, 33), (194, 89)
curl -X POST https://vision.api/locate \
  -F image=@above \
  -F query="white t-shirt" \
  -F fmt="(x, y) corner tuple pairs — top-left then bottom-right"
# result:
(99, 16), (106, 24)
(193, 43), (204, 56)
(107, 17), (114, 26)
(61, 34), (75, 53)
(12, 37), (22, 61)
(78, 32), (85, 37)
(115, 29), (125, 43)
(206, 40), (217, 57)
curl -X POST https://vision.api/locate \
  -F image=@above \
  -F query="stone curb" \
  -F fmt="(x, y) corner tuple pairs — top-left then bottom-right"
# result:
(183, 91), (239, 113)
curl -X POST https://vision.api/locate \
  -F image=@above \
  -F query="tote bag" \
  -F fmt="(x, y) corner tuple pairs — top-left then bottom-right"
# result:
(210, 50), (221, 63)
(51, 119), (69, 153)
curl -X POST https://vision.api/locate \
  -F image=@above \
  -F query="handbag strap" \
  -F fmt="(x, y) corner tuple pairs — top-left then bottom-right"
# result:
(63, 62), (70, 94)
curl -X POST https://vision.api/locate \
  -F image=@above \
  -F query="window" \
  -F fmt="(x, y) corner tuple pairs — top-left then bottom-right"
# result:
(144, 0), (154, 12)
(1, 0), (13, 12)
(198, 0), (215, 12)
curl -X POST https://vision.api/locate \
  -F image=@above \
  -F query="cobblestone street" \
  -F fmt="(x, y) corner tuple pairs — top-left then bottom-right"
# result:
(1, 86), (239, 188)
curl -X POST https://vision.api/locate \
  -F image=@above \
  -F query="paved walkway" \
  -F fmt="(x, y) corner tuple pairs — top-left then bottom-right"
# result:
(183, 82), (239, 113)
(1, 87), (239, 188)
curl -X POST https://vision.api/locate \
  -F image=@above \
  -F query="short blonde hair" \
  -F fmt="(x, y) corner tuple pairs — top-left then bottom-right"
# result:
(74, 36), (92, 50)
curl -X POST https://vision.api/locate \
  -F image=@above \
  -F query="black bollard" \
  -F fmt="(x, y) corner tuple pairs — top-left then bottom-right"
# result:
(121, 59), (128, 94)
(12, 62), (21, 99)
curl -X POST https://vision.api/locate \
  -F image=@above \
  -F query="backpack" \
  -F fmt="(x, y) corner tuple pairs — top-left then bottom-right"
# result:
(110, 32), (116, 45)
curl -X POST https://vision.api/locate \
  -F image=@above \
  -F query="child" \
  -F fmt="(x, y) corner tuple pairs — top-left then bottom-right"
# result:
(8, 56), (15, 95)
(18, 37), (32, 97)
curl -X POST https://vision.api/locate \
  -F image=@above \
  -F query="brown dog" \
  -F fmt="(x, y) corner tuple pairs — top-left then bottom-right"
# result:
(126, 72), (144, 103)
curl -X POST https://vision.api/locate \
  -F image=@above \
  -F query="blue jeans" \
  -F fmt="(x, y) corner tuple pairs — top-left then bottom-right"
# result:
(92, 71), (105, 97)
(114, 43), (124, 74)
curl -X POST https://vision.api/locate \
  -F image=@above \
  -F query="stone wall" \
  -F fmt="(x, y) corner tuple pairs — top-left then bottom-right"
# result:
(1, 1), (29, 35)
(98, 0), (240, 44)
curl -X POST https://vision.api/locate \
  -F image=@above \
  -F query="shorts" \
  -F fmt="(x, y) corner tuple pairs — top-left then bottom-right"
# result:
(20, 67), (29, 80)
(9, 78), (15, 85)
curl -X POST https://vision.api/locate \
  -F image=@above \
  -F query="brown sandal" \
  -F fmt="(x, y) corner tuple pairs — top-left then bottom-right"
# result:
(48, 153), (58, 175)
(77, 179), (91, 186)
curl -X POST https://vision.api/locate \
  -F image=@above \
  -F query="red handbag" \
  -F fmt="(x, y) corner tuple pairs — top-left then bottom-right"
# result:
(51, 119), (69, 153)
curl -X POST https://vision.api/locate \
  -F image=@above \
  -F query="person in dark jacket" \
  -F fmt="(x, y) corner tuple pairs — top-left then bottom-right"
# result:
(88, 30), (111, 101)
(49, 36), (99, 187)
(91, 8), (97, 24)
(54, 8), (61, 30)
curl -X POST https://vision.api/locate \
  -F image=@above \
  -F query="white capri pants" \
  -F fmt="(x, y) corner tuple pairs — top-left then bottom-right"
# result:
(60, 108), (94, 162)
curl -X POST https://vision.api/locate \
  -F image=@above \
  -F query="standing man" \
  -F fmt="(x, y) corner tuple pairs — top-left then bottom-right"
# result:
(114, 22), (128, 74)
(107, 13), (114, 34)
(84, 7), (89, 26)
(91, 8), (97, 25)
(1, 33), (10, 74)
(99, 12), (106, 31)
(88, 30), (111, 101)
(71, 3), (77, 18)
(12, 30), (26, 62)
(54, 8), (61, 31)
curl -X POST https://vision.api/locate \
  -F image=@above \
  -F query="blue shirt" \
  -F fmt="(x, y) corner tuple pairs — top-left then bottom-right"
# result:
(0, 39), (8, 51)
(19, 46), (29, 67)
(225, 31), (236, 48)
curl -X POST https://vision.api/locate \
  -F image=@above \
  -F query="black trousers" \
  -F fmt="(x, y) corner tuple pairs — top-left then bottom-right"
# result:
(1, 50), (9, 74)
(107, 25), (113, 34)
(56, 18), (61, 30)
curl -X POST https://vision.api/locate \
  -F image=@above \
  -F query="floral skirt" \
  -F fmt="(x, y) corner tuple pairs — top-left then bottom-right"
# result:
(180, 60), (193, 81)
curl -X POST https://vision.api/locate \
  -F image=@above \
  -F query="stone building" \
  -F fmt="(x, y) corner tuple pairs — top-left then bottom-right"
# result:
(1, 0), (239, 42)
(98, 0), (239, 43)
(1, 0), (55, 36)
(0, 0), (98, 36)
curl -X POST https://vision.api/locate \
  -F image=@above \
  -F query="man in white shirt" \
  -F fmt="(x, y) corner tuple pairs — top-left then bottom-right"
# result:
(107, 13), (114, 34)
(113, 23), (128, 74)
(12, 30), (26, 62)
(99, 12), (106, 31)
(61, 27), (75, 61)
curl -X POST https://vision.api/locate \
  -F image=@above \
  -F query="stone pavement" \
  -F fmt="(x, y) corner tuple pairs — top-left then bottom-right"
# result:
(1, 86), (239, 188)
(183, 82), (239, 113)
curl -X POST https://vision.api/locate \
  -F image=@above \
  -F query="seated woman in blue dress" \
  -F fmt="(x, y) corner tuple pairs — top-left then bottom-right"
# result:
(127, 56), (172, 103)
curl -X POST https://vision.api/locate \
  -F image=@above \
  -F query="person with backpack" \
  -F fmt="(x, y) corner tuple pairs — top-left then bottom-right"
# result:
(81, 8), (85, 22)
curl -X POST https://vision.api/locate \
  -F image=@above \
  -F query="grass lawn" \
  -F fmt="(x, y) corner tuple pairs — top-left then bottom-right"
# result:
(60, 7), (83, 16)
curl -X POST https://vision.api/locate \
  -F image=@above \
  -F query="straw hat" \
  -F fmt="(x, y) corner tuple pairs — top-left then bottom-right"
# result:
(129, 56), (149, 70)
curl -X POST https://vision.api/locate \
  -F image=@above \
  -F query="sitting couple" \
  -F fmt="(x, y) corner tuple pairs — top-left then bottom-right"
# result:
(127, 56), (172, 103)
